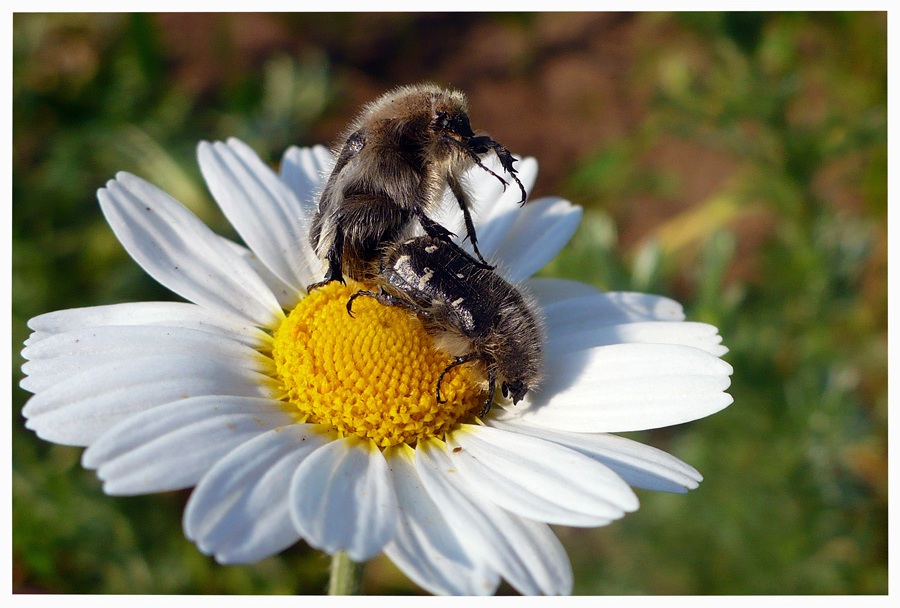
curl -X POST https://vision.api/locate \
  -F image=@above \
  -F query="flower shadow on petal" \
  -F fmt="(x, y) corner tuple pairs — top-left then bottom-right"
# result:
(521, 348), (593, 412)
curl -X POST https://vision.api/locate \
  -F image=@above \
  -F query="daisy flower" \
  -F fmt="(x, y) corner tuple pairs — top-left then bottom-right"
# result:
(20, 137), (733, 595)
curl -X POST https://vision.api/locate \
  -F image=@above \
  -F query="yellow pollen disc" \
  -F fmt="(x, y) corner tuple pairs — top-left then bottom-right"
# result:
(271, 281), (487, 448)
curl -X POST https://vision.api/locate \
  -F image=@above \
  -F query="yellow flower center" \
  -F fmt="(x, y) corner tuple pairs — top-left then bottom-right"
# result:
(271, 281), (487, 448)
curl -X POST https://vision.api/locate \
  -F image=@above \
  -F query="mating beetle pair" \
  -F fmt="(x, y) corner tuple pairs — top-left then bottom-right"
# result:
(308, 84), (543, 416)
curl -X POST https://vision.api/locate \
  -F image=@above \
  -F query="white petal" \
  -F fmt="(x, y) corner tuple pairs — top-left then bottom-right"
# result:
(447, 156), (538, 261)
(514, 343), (733, 433)
(416, 439), (572, 596)
(446, 424), (638, 526)
(489, 418), (702, 493)
(383, 444), (498, 596)
(21, 325), (270, 394)
(525, 277), (604, 307)
(420, 156), (537, 263)
(541, 292), (687, 335)
(24, 302), (271, 348)
(494, 197), (582, 283)
(23, 354), (278, 446)
(198, 139), (318, 293)
(279, 144), (333, 217)
(83, 396), (293, 495)
(466, 154), (525, 224)
(435, 154), (505, 230)
(219, 237), (303, 311)
(545, 320), (728, 357)
(426, 189), (468, 244)
(98, 172), (283, 327)
(423, 155), (529, 247)
(184, 424), (332, 564)
(289, 437), (398, 561)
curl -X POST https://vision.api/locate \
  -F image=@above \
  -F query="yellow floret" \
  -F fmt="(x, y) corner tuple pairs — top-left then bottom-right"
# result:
(272, 281), (486, 448)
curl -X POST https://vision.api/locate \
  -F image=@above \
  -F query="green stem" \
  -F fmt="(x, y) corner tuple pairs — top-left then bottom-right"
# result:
(328, 551), (365, 595)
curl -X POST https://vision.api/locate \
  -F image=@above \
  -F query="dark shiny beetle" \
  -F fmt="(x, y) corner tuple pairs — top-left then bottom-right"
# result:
(308, 84), (526, 289)
(347, 235), (543, 416)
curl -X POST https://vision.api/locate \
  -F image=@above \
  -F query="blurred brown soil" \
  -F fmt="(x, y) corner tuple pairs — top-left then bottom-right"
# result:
(155, 12), (742, 250)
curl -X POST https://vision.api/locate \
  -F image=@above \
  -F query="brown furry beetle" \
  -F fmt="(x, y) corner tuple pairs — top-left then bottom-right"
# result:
(308, 84), (526, 289)
(347, 235), (543, 417)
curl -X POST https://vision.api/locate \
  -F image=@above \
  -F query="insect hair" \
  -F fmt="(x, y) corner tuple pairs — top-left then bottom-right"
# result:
(307, 84), (527, 290)
(347, 236), (544, 416)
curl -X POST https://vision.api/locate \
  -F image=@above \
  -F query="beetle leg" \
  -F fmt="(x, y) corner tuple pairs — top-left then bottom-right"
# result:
(347, 287), (430, 318)
(478, 370), (498, 418)
(435, 352), (483, 404)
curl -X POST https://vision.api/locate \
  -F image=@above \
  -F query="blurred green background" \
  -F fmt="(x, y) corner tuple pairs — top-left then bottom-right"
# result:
(12, 13), (887, 595)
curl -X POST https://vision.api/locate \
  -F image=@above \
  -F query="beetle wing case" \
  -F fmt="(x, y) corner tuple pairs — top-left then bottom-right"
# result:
(381, 236), (492, 338)
(368, 235), (544, 412)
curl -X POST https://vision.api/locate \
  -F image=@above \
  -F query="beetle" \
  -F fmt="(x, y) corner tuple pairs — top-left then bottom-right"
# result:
(347, 235), (543, 416)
